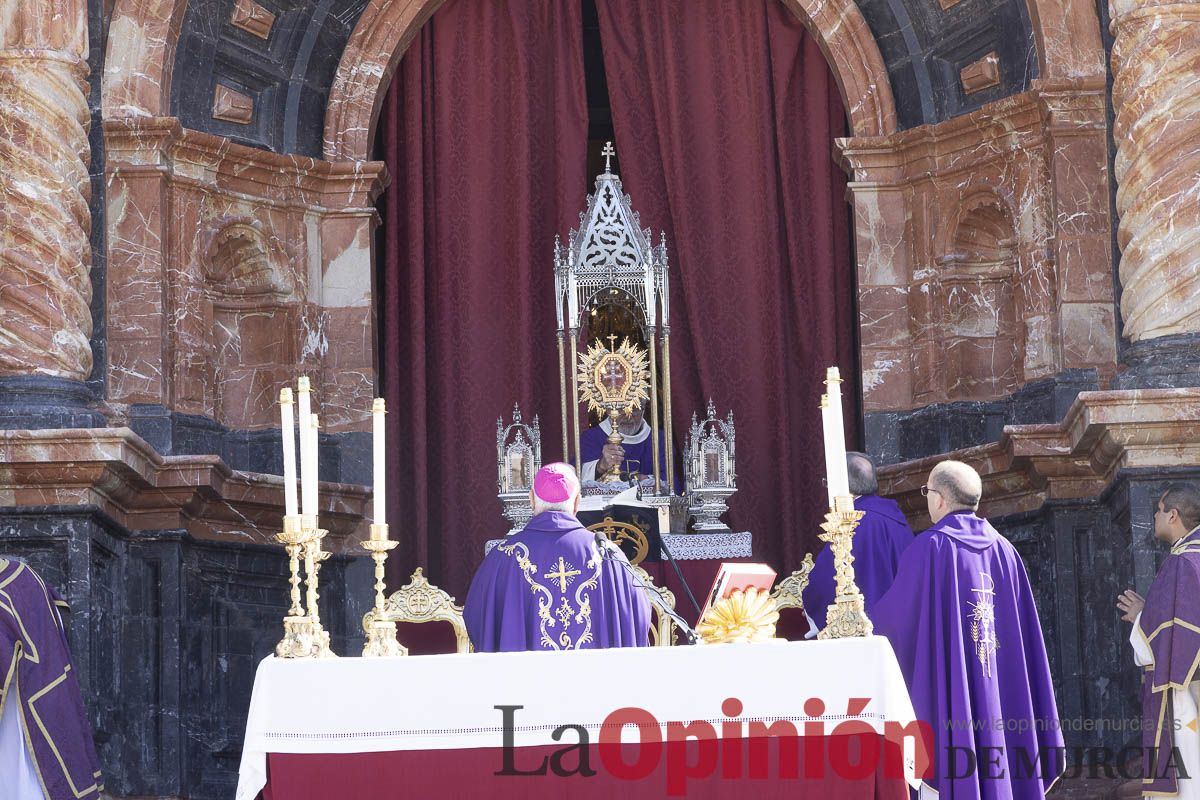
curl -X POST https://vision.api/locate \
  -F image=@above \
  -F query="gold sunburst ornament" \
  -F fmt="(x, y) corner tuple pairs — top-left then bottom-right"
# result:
(696, 587), (780, 644)
(577, 336), (652, 482)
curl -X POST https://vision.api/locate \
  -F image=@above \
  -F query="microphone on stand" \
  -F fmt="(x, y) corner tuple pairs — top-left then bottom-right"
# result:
(595, 532), (700, 645)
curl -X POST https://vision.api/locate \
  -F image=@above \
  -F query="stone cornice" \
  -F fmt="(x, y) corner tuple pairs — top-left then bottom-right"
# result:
(879, 388), (1200, 527)
(0, 427), (370, 549)
(837, 78), (1108, 181)
(104, 117), (389, 211)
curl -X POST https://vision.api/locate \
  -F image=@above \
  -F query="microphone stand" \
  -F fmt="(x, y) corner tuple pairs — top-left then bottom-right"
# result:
(633, 466), (702, 618)
(596, 534), (700, 645)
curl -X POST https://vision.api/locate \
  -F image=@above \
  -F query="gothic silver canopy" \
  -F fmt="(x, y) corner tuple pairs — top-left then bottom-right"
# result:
(553, 142), (669, 333)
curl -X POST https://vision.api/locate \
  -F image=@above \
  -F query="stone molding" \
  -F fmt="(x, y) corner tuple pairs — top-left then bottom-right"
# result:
(0, 426), (369, 547)
(879, 388), (1200, 526)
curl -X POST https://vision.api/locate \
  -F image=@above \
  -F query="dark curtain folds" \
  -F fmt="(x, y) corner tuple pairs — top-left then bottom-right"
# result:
(379, 0), (587, 596)
(594, 0), (857, 574)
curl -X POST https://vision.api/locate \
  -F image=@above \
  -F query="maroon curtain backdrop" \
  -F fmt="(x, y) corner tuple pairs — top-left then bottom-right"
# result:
(594, 0), (857, 575)
(379, 0), (587, 596)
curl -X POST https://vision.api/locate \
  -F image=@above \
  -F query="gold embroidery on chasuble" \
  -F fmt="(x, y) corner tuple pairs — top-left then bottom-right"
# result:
(496, 542), (603, 650)
(968, 572), (999, 678)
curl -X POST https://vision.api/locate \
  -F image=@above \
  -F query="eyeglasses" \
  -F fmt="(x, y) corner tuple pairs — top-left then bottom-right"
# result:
(920, 485), (941, 497)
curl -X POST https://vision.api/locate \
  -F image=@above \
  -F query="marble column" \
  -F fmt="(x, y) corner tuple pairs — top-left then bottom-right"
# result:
(0, 2), (94, 382)
(1110, 0), (1200, 342)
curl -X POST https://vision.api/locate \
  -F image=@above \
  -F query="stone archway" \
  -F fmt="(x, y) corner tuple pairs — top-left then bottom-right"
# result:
(322, 0), (898, 162)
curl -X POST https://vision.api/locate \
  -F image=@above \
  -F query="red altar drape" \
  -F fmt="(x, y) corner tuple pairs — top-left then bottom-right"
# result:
(378, 0), (587, 594)
(594, 0), (857, 576)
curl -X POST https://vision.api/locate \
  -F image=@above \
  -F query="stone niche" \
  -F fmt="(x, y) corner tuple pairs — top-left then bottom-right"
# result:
(202, 217), (300, 427)
(933, 194), (1020, 401)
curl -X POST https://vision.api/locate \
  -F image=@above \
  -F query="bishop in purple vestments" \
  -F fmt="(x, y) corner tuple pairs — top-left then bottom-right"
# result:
(874, 460), (1063, 799)
(0, 558), (103, 799)
(465, 463), (652, 652)
(1117, 483), (1200, 798)
(803, 452), (913, 634)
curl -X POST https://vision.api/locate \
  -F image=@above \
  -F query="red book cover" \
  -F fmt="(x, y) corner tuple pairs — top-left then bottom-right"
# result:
(698, 562), (777, 622)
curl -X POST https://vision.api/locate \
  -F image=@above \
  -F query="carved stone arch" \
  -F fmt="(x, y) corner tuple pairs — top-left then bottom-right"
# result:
(323, 0), (898, 162)
(102, 0), (190, 118)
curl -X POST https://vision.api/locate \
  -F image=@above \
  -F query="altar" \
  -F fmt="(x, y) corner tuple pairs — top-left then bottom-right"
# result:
(236, 637), (924, 800)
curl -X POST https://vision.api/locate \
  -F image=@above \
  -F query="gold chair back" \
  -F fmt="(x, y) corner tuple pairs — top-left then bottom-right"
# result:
(586, 515), (651, 565)
(366, 567), (472, 654)
(631, 564), (677, 647)
(770, 552), (816, 612)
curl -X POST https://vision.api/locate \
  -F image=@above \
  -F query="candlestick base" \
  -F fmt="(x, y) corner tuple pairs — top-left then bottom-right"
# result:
(275, 615), (337, 658)
(363, 616), (408, 658)
(816, 496), (872, 639)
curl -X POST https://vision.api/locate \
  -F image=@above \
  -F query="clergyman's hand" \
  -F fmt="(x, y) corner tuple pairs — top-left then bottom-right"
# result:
(599, 443), (624, 472)
(1116, 589), (1145, 623)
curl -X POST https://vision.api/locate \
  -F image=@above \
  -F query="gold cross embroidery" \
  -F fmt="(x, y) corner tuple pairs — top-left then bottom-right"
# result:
(544, 557), (581, 593)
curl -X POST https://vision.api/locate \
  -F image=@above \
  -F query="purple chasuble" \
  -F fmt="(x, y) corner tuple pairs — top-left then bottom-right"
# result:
(464, 511), (652, 652)
(1136, 526), (1200, 795)
(0, 559), (103, 799)
(803, 494), (913, 631)
(873, 511), (1063, 799)
(580, 422), (677, 489)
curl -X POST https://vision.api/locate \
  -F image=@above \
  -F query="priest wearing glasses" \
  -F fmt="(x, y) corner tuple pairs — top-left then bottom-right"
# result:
(873, 460), (1064, 799)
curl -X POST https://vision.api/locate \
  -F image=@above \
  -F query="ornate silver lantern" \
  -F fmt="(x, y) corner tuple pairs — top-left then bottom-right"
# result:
(496, 403), (541, 535)
(684, 400), (738, 532)
(553, 143), (674, 496)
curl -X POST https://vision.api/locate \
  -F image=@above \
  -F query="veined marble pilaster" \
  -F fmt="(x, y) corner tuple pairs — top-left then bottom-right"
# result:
(0, 4), (93, 380)
(1110, 0), (1200, 341)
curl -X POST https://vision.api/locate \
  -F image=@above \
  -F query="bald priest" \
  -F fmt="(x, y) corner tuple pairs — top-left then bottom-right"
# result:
(464, 463), (652, 652)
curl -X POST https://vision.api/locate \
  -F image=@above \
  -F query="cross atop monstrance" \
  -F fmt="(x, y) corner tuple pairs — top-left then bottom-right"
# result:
(554, 142), (674, 493)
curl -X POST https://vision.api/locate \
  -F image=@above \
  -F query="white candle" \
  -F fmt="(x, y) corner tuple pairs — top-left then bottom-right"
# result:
(279, 388), (298, 518)
(825, 366), (850, 500)
(297, 377), (314, 519)
(372, 398), (386, 526)
(306, 414), (320, 524)
(819, 394), (836, 509)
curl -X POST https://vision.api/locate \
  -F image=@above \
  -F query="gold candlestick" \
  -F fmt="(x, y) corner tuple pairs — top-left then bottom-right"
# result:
(362, 523), (406, 657)
(276, 515), (338, 662)
(817, 494), (873, 639)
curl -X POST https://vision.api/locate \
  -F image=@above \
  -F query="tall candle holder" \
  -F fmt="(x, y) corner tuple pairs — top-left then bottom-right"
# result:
(274, 515), (319, 657)
(361, 523), (406, 657)
(279, 512), (336, 658)
(817, 494), (873, 639)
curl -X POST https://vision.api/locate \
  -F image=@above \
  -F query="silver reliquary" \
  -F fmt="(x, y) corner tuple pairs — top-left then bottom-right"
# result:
(496, 404), (541, 535)
(684, 400), (737, 532)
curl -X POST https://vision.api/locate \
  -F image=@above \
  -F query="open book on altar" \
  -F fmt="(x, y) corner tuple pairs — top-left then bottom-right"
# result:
(698, 562), (777, 623)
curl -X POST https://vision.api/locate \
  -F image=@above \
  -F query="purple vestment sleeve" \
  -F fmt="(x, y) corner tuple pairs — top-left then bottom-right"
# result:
(802, 495), (913, 631)
(1136, 528), (1200, 794)
(0, 559), (103, 799)
(580, 423), (678, 489)
(873, 511), (1064, 799)
(464, 511), (652, 652)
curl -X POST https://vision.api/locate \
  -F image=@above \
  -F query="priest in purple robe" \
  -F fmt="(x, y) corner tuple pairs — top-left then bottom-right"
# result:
(580, 405), (677, 489)
(464, 463), (652, 652)
(0, 558), (103, 800)
(803, 451), (913, 635)
(1116, 482), (1200, 799)
(873, 460), (1063, 799)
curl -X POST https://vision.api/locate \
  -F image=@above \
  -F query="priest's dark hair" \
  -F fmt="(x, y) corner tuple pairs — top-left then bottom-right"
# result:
(1160, 483), (1200, 531)
(847, 451), (878, 496)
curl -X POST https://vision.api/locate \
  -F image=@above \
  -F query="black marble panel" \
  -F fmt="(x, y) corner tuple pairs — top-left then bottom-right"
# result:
(87, 0), (108, 397)
(1113, 332), (1200, 389)
(854, 0), (1039, 129)
(0, 507), (371, 799)
(865, 369), (1100, 465)
(0, 376), (106, 429)
(128, 404), (373, 486)
(172, 0), (371, 156)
